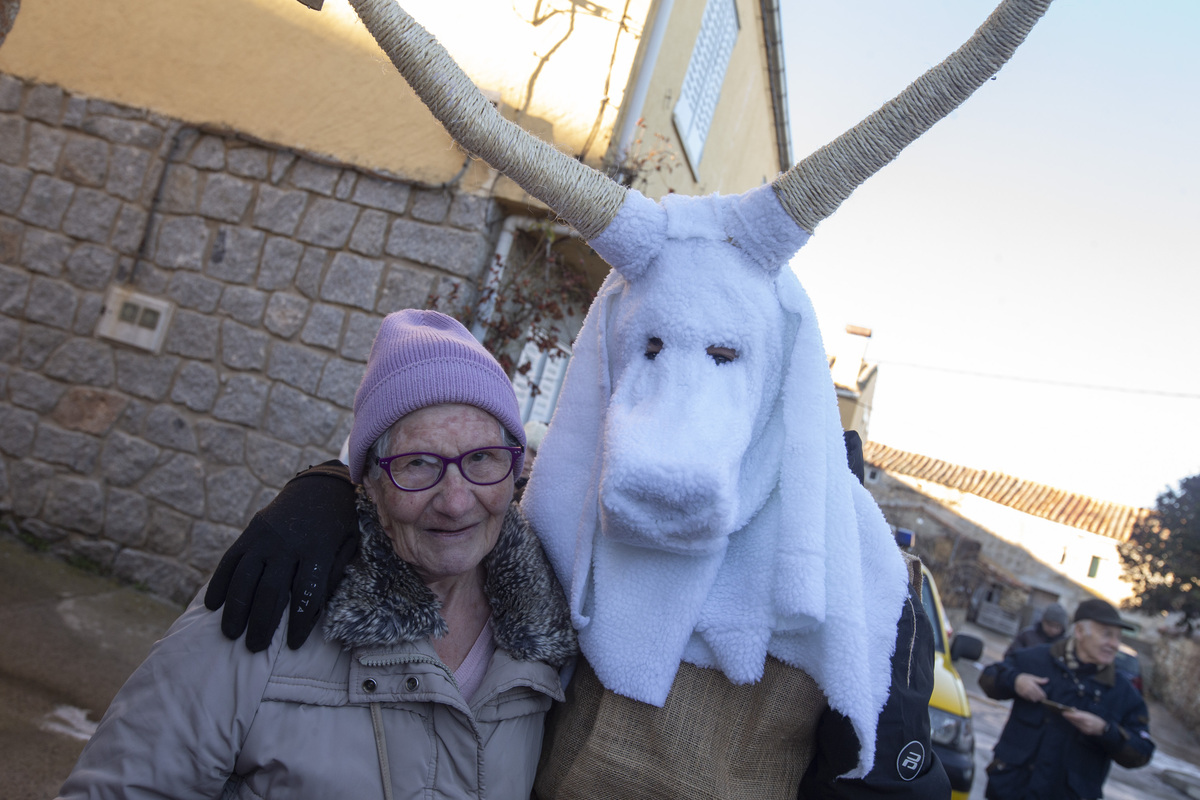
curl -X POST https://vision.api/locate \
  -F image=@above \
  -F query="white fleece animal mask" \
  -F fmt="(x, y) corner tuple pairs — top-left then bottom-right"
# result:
(598, 218), (787, 552)
(522, 187), (909, 778)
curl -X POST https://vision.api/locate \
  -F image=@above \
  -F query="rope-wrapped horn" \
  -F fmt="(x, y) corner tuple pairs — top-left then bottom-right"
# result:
(346, 0), (627, 241)
(774, 0), (1052, 234)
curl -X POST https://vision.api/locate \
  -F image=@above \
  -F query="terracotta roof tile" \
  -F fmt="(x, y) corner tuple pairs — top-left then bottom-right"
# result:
(863, 441), (1150, 541)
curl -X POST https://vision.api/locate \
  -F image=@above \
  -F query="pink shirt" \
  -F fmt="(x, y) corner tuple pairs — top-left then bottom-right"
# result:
(453, 619), (496, 704)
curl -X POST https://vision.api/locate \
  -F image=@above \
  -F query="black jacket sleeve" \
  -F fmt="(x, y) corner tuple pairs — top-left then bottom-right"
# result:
(978, 653), (1020, 701)
(1098, 696), (1155, 769)
(798, 575), (950, 798)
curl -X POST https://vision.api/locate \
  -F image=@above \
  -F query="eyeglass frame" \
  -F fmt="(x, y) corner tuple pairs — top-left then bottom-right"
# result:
(374, 445), (525, 492)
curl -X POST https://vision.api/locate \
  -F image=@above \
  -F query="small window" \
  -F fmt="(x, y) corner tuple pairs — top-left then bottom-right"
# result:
(672, 0), (740, 178)
(866, 468), (880, 484)
(1087, 556), (1101, 579)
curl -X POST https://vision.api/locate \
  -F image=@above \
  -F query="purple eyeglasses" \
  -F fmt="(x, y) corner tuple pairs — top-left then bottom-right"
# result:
(375, 446), (524, 492)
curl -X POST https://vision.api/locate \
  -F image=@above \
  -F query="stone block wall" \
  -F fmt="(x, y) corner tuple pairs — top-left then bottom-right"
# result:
(1152, 633), (1200, 734)
(1151, 636), (1200, 731)
(0, 73), (502, 604)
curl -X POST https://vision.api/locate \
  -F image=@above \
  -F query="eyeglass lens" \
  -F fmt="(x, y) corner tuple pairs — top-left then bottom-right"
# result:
(384, 447), (516, 491)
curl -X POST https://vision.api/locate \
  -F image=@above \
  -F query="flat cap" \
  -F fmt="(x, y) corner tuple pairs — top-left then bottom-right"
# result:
(1074, 598), (1136, 631)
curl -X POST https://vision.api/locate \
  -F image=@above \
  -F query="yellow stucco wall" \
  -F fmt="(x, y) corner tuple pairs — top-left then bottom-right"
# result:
(1, 0), (785, 204)
(631, 0), (784, 198)
(0, 0), (650, 189)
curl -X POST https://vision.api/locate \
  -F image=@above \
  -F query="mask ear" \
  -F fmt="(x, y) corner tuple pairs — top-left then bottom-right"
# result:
(588, 190), (667, 282)
(721, 185), (813, 276)
(521, 272), (624, 628)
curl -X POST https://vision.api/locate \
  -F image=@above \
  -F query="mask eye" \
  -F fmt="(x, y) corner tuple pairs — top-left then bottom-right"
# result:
(706, 345), (738, 365)
(645, 337), (663, 360)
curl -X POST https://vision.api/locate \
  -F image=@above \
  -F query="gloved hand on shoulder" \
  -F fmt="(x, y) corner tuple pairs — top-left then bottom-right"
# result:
(204, 460), (358, 652)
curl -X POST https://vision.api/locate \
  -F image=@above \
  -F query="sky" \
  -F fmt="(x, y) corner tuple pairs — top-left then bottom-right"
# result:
(777, 0), (1200, 509)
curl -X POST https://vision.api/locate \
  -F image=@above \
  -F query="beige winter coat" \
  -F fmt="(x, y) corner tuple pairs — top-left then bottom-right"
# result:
(59, 501), (577, 800)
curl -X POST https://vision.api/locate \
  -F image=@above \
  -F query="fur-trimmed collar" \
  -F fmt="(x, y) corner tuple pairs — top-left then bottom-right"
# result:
(323, 489), (577, 668)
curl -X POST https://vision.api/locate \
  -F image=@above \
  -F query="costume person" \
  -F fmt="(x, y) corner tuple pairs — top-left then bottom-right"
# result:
(206, 0), (1058, 796)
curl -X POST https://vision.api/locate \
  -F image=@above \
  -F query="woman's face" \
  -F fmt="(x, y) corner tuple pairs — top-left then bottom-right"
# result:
(364, 404), (514, 588)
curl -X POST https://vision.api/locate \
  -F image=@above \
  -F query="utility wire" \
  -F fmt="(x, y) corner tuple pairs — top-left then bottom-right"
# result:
(873, 360), (1200, 400)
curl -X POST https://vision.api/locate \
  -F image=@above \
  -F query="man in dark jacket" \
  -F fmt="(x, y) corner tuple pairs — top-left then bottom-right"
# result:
(979, 599), (1154, 800)
(1004, 601), (1068, 659)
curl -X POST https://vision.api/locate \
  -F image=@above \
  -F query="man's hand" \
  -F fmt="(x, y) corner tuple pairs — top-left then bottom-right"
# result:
(204, 461), (358, 652)
(1063, 708), (1109, 737)
(1014, 673), (1050, 703)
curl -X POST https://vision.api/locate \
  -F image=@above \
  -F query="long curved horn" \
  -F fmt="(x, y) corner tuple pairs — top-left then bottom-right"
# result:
(344, 0), (626, 241)
(774, 0), (1053, 233)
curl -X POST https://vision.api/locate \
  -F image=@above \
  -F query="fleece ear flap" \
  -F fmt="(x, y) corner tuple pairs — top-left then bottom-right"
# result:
(521, 272), (624, 630)
(771, 273), (837, 622)
(769, 270), (911, 778)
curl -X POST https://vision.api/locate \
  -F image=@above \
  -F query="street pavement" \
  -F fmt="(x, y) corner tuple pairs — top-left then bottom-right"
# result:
(0, 534), (181, 800)
(954, 616), (1200, 800)
(3, 531), (1199, 799)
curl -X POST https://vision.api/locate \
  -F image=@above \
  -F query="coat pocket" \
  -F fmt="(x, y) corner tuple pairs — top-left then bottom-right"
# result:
(985, 759), (1032, 799)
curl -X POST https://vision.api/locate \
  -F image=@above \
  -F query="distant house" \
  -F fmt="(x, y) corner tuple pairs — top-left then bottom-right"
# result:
(861, 440), (1152, 631)
(0, 0), (791, 602)
(824, 330), (1151, 631)
(828, 324), (877, 442)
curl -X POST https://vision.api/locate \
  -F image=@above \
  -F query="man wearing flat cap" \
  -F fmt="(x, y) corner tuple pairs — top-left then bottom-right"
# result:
(979, 598), (1154, 799)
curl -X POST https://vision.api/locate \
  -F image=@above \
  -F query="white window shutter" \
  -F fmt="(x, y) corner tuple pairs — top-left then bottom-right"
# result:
(529, 351), (568, 422)
(512, 340), (544, 421)
(673, 0), (740, 178)
(512, 340), (572, 424)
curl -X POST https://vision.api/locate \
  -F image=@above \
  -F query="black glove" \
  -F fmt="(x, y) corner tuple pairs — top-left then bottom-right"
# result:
(843, 430), (865, 486)
(204, 461), (358, 652)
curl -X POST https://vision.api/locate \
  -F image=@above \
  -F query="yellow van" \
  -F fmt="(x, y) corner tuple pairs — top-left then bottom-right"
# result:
(920, 565), (984, 800)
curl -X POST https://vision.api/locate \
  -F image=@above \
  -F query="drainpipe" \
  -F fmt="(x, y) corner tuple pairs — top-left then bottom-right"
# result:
(759, 0), (793, 171)
(470, 215), (575, 343)
(611, 0), (675, 169)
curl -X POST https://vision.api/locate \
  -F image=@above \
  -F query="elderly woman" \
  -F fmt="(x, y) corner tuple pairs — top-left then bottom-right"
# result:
(58, 309), (576, 800)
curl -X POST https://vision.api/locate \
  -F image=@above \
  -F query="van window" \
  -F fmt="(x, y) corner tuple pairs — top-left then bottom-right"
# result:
(920, 579), (946, 654)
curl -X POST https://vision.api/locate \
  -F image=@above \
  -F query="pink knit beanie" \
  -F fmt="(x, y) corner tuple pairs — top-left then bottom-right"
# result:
(348, 309), (525, 483)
